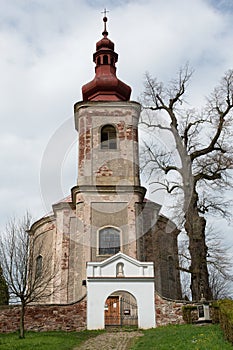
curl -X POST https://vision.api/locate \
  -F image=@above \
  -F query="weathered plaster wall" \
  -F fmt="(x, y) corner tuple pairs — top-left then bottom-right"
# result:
(141, 207), (182, 300)
(74, 101), (141, 187)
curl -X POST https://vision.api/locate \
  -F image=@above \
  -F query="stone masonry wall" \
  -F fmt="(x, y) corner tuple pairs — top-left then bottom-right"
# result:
(0, 299), (86, 333)
(155, 293), (188, 326)
(155, 294), (218, 326)
(0, 294), (211, 333)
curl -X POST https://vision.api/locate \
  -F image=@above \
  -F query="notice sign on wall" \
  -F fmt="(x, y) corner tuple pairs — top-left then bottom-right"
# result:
(124, 309), (130, 315)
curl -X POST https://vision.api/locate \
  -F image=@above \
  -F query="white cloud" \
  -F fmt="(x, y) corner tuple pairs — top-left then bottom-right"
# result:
(0, 0), (232, 245)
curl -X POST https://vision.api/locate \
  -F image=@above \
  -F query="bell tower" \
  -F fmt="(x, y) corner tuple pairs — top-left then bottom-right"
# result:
(75, 15), (142, 188)
(72, 14), (146, 297)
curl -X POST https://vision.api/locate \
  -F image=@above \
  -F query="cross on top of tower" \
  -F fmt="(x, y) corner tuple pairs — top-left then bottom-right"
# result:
(101, 8), (109, 17)
(101, 8), (109, 36)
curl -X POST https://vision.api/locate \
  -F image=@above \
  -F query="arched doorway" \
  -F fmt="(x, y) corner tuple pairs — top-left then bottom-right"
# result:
(104, 290), (138, 327)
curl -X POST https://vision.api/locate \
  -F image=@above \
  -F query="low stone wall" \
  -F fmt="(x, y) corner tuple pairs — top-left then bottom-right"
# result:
(155, 294), (219, 326)
(155, 293), (186, 326)
(0, 299), (86, 333)
(0, 294), (216, 333)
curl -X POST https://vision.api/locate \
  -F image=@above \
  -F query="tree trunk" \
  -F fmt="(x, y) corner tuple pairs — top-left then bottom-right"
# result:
(184, 190), (213, 301)
(19, 302), (25, 339)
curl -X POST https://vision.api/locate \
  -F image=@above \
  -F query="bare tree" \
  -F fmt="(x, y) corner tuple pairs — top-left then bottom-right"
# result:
(206, 229), (233, 299)
(0, 213), (59, 338)
(0, 263), (9, 305)
(141, 67), (233, 301)
(179, 228), (233, 300)
(208, 269), (232, 300)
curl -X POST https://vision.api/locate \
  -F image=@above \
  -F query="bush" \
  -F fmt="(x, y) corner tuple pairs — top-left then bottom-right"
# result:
(182, 305), (198, 323)
(210, 302), (220, 324)
(218, 300), (233, 344)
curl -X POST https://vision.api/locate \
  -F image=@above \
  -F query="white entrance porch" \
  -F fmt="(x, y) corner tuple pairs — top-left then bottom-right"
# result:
(86, 252), (156, 329)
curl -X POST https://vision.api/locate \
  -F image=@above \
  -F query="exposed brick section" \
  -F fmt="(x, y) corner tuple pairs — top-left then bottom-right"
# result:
(117, 121), (125, 140)
(79, 134), (85, 167)
(62, 224), (70, 271)
(133, 127), (138, 142)
(78, 116), (92, 174)
(126, 125), (137, 141)
(96, 164), (113, 177)
(0, 299), (86, 333)
(78, 110), (130, 118)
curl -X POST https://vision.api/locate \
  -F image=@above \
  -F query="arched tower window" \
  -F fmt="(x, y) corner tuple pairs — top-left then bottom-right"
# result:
(103, 54), (108, 64)
(36, 255), (43, 279)
(101, 125), (117, 149)
(99, 227), (120, 255)
(97, 56), (101, 65)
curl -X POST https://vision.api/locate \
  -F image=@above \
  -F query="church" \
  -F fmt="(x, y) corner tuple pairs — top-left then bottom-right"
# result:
(29, 14), (181, 329)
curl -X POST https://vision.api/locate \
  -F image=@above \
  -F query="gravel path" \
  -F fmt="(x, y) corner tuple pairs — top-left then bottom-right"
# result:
(75, 331), (143, 350)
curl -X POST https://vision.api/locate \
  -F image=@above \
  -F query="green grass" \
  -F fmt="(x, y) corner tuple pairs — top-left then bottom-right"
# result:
(1, 324), (232, 349)
(130, 324), (233, 350)
(0, 330), (103, 350)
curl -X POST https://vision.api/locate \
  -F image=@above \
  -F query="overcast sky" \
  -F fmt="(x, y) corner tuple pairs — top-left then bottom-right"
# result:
(0, 0), (232, 250)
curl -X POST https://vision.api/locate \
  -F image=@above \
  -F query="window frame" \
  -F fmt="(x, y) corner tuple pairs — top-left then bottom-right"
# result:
(35, 255), (43, 279)
(97, 226), (121, 256)
(100, 124), (117, 150)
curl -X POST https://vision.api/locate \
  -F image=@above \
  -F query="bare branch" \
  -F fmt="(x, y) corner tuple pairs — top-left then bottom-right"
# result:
(179, 266), (191, 274)
(149, 180), (181, 194)
(190, 70), (233, 161)
(0, 213), (61, 338)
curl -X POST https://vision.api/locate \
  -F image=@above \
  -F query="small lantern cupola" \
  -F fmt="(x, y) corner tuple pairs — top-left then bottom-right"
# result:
(82, 13), (131, 101)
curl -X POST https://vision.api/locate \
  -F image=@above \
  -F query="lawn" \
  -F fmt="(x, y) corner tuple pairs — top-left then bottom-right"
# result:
(0, 330), (103, 350)
(0, 324), (232, 349)
(130, 324), (233, 350)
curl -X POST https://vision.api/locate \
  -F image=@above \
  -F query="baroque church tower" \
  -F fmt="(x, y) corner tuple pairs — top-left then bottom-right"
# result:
(29, 15), (181, 309)
(71, 15), (146, 289)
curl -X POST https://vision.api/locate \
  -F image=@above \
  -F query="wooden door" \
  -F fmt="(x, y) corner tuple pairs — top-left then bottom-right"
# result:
(105, 296), (120, 326)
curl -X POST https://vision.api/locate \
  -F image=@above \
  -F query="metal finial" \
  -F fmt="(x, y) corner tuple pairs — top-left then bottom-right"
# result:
(101, 8), (109, 36)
